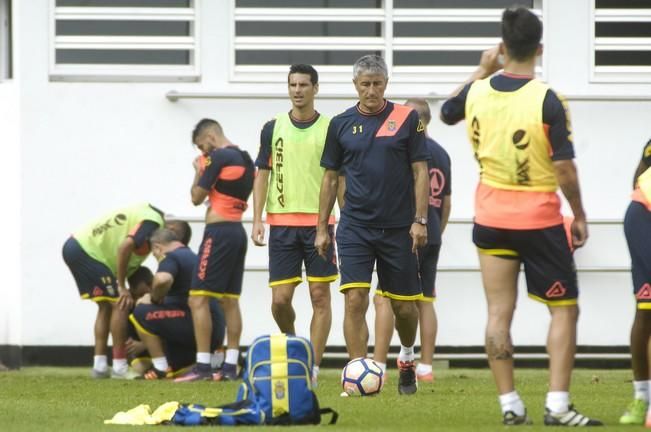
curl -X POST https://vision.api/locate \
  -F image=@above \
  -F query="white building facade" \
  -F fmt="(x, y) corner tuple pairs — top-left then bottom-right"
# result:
(1, 0), (650, 366)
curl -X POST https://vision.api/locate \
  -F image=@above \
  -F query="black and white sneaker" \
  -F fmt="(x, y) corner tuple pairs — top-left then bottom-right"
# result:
(397, 360), (418, 395)
(543, 405), (603, 426)
(503, 410), (533, 425)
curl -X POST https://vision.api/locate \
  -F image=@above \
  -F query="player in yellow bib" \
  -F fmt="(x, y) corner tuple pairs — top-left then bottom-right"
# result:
(252, 64), (338, 384)
(62, 203), (165, 378)
(620, 139), (651, 425)
(441, 7), (600, 426)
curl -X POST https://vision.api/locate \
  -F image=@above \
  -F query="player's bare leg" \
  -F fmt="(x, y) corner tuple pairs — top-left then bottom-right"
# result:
(308, 281), (332, 368)
(91, 301), (112, 378)
(373, 294), (394, 374)
(391, 298), (419, 395)
(547, 305), (578, 392)
(176, 294), (214, 381)
(416, 301), (437, 382)
(109, 301), (131, 377)
(344, 288), (369, 359)
(620, 310), (651, 424)
(218, 297), (242, 380)
(543, 304), (601, 425)
(271, 283), (298, 335)
(479, 253), (527, 423)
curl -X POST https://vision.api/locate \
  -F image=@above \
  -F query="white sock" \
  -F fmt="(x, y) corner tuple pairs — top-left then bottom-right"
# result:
(312, 365), (320, 379)
(546, 391), (570, 414)
(398, 345), (415, 363)
(93, 355), (108, 372)
(196, 352), (211, 365)
(416, 363), (432, 375)
(112, 358), (128, 374)
(225, 349), (239, 365)
(634, 380), (650, 401)
(152, 357), (169, 372)
(499, 391), (526, 416)
(374, 361), (387, 375)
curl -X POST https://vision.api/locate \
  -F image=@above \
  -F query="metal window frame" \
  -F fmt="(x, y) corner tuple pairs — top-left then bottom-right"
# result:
(591, 0), (651, 83)
(49, 0), (201, 82)
(230, 0), (545, 84)
(0, 0), (11, 81)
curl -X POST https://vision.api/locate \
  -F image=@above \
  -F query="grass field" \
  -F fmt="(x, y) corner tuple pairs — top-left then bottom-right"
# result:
(0, 367), (639, 431)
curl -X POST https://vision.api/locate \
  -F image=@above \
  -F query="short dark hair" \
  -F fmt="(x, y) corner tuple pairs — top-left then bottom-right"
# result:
(288, 64), (318, 85)
(405, 98), (431, 126)
(192, 118), (222, 143)
(127, 266), (153, 290)
(150, 228), (179, 246)
(501, 6), (542, 62)
(165, 220), (192, 246)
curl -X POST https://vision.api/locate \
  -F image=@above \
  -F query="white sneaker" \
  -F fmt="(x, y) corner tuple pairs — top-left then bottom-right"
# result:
(111, 368), (140, 380)
(91, 368), (110, 379)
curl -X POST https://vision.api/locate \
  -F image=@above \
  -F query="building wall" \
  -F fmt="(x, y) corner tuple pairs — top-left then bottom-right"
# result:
(8, 0), (650, 350)
(0, 0), (21, 355)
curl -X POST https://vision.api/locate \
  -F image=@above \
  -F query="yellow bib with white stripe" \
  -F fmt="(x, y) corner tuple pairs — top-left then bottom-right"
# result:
(465, 78), (558, 192)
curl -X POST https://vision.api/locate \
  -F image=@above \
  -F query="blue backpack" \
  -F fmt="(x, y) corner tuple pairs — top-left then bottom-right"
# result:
(236, 334), (337, 425)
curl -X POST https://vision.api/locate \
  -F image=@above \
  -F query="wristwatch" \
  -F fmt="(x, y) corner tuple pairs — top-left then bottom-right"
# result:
(413, 216), (428, 225)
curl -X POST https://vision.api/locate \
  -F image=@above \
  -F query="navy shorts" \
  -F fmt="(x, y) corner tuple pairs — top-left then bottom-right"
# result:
(624, 201), (651, 309)
(268, 225), (338, 287)
(130, 300), (225, 370)
(337, 220), (421, 300)
(191, 222), (247, 299)
(473, 223), (578, 305)
(62, 237), (118, 303)
(418, 244), (441, 302)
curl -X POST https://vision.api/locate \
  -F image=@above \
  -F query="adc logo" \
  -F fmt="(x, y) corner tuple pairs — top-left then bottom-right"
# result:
(428, 168), (445, 207)
(512, 129), (531, 185)
(512, 129), (530, 150)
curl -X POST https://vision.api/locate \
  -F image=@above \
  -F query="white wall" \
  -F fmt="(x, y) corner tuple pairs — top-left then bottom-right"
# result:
(0, 0), (20, 348)
(10, 0), (650, 350)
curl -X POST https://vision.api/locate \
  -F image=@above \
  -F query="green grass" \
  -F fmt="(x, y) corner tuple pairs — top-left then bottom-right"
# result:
(0, 367), (637, 431)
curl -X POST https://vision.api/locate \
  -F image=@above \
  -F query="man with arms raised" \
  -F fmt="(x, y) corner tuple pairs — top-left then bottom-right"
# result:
(440, 6), (601, 426)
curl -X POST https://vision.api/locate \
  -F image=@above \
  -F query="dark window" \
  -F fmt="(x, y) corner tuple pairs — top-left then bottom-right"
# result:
(394, 0), (532, 8)
(236, 21), (381, 37)
(394, 50), (482, 66)
(595, 51), (651, 66)
(56, 20), (190, 36)
(596, 0), (651, 8)
(236, 50), (382, 65)
(394, 22), (500, 38)
(1, 0), (10, 80)
(56, 49), (190, 65)
(236, 0), (380, 7)
(596, 22), (651, 38)
(56, 0), (190, 6)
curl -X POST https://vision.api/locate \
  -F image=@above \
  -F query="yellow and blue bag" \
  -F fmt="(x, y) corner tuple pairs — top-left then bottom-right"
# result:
(236, 333), (337, 425)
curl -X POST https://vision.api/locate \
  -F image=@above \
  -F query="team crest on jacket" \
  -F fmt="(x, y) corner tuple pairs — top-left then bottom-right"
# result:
(387, 120), (396, 132)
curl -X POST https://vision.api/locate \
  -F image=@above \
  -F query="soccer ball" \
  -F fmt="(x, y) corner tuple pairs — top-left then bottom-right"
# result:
(341, 357), (384, 396)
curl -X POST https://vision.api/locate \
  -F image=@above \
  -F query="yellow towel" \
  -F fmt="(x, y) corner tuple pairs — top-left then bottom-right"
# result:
(104, 402), (180, 425)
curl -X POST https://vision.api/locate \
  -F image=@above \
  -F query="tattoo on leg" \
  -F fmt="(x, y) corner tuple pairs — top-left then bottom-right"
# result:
(486, 333), (514, 361)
